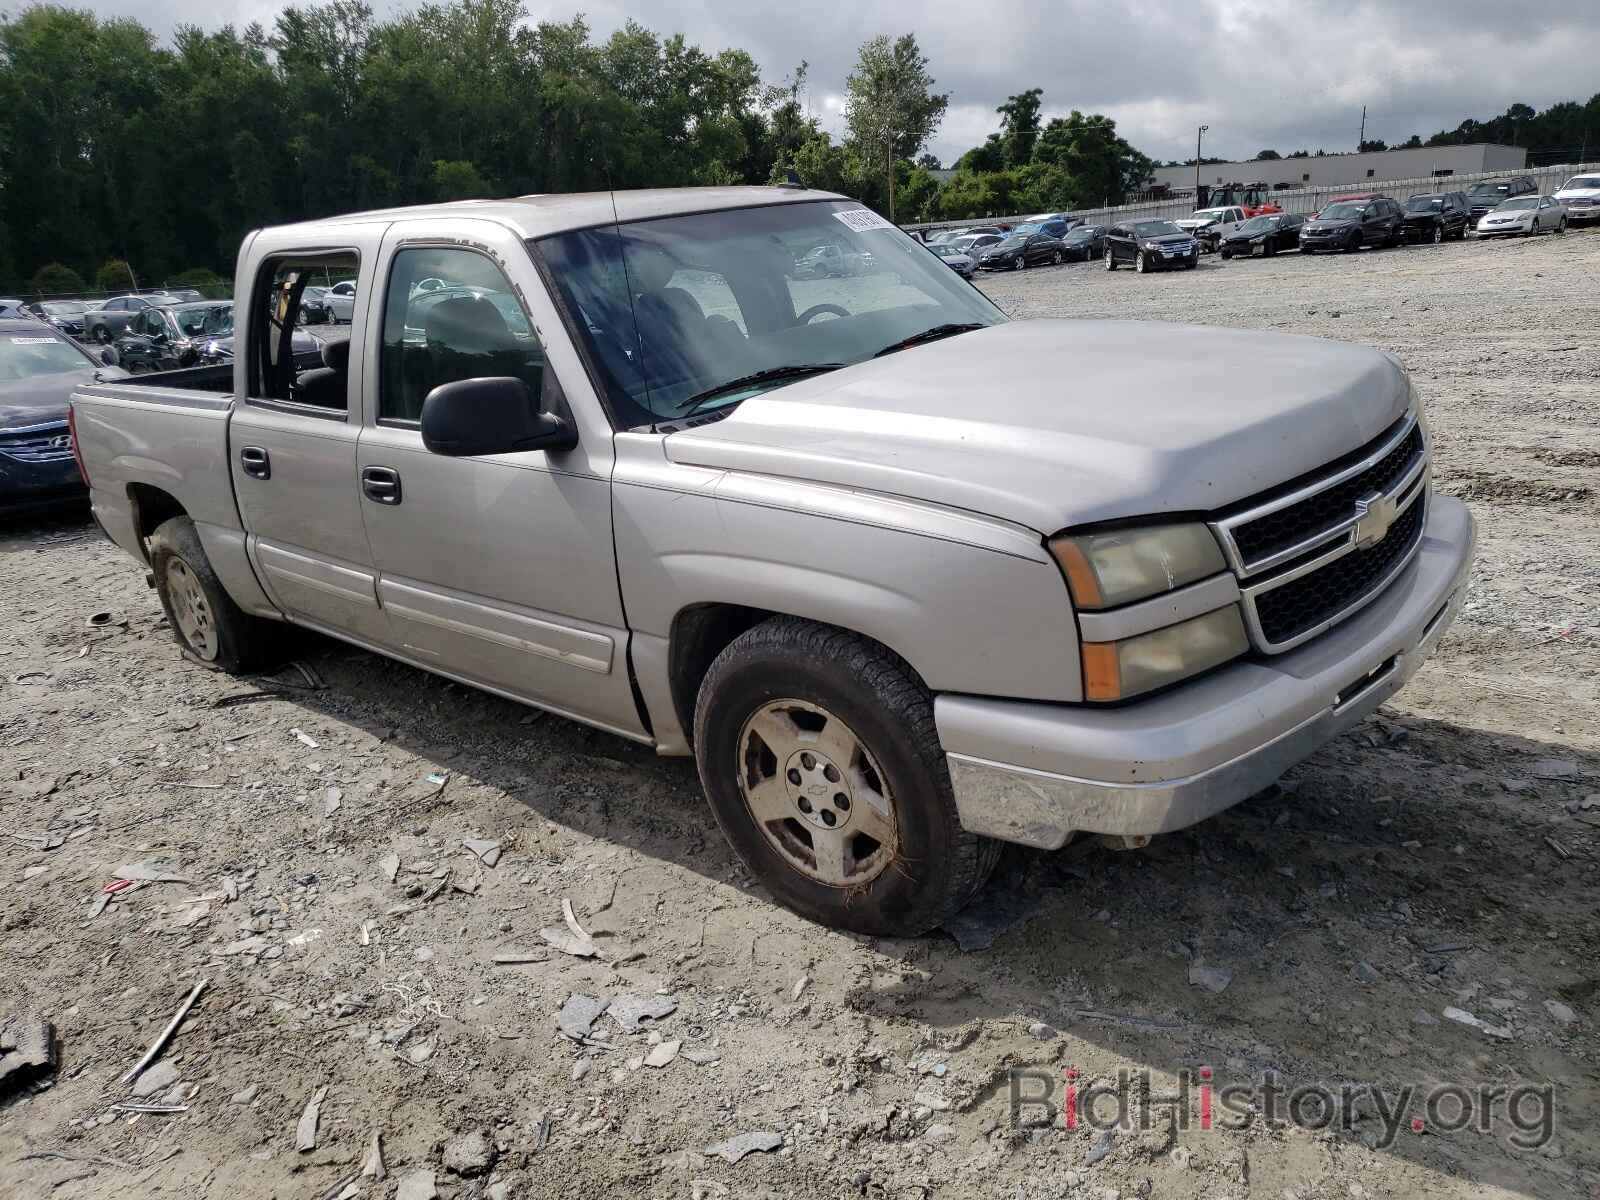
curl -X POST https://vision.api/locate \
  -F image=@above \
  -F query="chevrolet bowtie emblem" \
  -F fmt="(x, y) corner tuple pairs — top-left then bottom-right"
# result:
(1353, 491), (1398, 550)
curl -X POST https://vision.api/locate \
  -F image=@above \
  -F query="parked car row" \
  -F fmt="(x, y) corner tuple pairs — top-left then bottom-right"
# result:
(1180, 174), (1593, 267)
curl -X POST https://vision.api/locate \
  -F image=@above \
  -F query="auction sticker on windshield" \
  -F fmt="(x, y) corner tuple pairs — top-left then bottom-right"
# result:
(9, 337), (57, 345)
(833, 208), (894, 233)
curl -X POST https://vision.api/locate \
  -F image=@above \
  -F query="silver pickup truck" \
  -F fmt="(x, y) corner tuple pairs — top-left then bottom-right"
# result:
(70, 186), (1475, 936)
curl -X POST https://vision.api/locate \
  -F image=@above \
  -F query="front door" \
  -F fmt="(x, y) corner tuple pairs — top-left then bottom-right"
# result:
(354, 222), (646, 739)
(231, 229), (392, 646)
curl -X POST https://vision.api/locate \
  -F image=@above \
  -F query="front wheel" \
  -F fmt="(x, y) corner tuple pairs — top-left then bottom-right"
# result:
(91, 325), (111, 344)
(1135, 252), (1149, 273)
(693, 618), (1000, 935)
(149, 516), (283, 674)
(1014, 255), (1026, 271)
(1432, 224), (1443, 245)
(1105, 248), (1117, 271)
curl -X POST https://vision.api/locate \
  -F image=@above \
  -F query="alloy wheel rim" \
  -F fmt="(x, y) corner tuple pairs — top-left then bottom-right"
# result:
(735, 699), (897, 888)
(166, 559), (219, 659)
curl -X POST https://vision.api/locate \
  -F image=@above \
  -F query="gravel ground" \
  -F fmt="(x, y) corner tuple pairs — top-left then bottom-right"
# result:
(3, 229), (1598, 1200)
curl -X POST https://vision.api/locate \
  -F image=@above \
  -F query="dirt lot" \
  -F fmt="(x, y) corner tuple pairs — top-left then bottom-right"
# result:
(3, 229), (1598, 1200)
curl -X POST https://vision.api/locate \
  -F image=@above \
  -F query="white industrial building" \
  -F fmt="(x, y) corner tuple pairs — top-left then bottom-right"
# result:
(1150, 143), (1528, 194)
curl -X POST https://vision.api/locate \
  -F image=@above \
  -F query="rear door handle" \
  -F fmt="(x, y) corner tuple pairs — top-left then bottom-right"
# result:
(361, 466), (402, 505)
(239, 446), (270, 479)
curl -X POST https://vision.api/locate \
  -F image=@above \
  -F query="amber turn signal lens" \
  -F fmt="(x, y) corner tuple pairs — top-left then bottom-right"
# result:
(1080, 641), (1122, 701)
(1049, 536), (1104, 609)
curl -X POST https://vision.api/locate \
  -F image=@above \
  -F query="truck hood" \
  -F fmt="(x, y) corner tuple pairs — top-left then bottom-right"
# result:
(663, 320), (1411, 533)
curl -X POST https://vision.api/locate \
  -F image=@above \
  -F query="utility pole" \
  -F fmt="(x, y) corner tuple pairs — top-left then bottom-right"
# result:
(1196, 125), (1208, 198)
(1358, 105), (1366, 152)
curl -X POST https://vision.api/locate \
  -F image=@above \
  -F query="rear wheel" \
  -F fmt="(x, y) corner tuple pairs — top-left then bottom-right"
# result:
(693, 618), (1001, 936)
(149, 516), (283, 674)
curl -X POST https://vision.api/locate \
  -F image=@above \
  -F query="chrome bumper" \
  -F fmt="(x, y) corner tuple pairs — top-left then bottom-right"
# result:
(938, 495), (1476, 849)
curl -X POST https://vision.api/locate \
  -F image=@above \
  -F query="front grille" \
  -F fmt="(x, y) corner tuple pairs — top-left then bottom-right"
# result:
(1232, 425), (1423, 566)
(1253, 495), (1425, 645)
(0, 425), (73, 463)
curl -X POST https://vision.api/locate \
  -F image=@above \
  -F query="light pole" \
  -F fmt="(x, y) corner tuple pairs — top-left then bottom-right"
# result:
(1196, 125), (1209, 200)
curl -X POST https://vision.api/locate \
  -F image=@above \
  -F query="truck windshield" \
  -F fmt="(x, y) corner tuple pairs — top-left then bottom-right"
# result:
(0, 334), (91, 380)
(536, 199), (1004, 430)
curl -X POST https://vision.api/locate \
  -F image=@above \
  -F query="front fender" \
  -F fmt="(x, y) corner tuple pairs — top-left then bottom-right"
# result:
(612, 434), (1084, 735)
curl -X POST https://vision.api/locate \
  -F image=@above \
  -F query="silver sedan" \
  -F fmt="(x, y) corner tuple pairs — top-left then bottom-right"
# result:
(1474, 195), (1567, 237)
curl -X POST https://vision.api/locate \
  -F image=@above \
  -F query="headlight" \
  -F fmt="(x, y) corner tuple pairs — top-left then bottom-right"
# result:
(1048, 523), (1227, 609)
(1081, 607), (1249, 701)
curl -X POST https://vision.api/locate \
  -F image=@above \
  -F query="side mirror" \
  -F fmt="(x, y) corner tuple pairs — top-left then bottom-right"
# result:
(420, 377), (577, 457)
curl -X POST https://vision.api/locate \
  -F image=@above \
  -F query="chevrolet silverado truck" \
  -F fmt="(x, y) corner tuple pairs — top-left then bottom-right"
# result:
(69, 187), (1476, 936)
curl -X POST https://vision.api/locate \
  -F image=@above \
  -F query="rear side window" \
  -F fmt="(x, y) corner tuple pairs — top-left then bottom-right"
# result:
(249, 252), (358, 413)
(377, 246), (545, 424)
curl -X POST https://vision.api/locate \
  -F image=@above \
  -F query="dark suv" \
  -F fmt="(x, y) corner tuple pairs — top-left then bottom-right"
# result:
(1400, 191), (1471, 243)
(1298, 196), (1405, 253)
(1466, 176), (1537, 222)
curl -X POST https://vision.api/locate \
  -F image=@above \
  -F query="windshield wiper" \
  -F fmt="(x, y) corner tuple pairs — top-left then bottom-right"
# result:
(677, 363), (847, 419)
(873, 322), (985, 358)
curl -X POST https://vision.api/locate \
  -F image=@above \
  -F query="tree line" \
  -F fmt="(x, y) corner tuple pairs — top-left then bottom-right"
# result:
(0, 2), (1158, 296)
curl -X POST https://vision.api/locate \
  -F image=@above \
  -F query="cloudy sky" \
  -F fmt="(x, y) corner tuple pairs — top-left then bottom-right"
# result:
(74, 0), (1600, 165)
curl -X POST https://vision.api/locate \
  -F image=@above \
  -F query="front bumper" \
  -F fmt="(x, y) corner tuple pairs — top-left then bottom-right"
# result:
(938, 495), (1476, 848)
(0, 455), (86, 510)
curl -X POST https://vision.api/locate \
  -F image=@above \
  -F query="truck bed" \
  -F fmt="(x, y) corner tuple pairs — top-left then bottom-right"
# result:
(116, 363), (235, 392)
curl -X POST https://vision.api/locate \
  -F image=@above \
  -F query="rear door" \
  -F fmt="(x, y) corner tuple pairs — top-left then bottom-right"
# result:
(354, 218), (645, 738)
(230, 226), (392, 645)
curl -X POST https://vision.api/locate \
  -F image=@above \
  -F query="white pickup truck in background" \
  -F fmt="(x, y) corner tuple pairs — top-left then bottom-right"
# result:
(69, 186), (1475, 935)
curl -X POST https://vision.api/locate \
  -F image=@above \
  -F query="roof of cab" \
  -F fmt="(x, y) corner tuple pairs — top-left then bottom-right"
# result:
(266, 186), (849, 241)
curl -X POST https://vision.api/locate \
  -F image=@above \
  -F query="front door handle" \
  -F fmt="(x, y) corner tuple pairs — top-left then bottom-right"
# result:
(240, 446), (270, 479)
(361, 465), (402, 505)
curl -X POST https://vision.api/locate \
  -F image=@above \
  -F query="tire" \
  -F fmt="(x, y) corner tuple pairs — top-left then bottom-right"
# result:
(1053, 250), (1063, 265)
(91, 325), (111, 344)
(1557, 218), (1567, 234)
(1105, 247), (1117, 271)
(1135, 251), (1149, 273)
(692, 617), (1001, 936)
(1220, 247), (1233, 260)
(1014, 255), (1026, 271)
(1431, 224), (1443, 245)
(149, 516), (283, 674)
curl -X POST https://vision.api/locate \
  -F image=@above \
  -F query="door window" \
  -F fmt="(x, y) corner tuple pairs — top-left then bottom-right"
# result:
(378, 246), (546, 424)
(249, 252), (359, 412)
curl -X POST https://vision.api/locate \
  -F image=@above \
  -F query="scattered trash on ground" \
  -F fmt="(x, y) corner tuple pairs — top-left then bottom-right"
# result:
(296, 1085), (329, 1150)
(703, 1131), (782, 1164)
(0, 1011), (56, 1092)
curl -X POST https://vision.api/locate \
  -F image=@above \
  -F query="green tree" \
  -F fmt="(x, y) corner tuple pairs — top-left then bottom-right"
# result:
(1035, 111), (1152, 206)
(94, 260), (139, 293)
(996, 87), (1043, 167)
(29, 262), (88, 295)
(1255, 149), (1281, 160)
(843, 33), (947, 221)
(431, 159), (493, 199)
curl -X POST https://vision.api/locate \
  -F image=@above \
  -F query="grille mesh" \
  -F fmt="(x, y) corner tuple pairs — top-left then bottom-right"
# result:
(0, 426), (73, 463)
(1254, 496), (1424, 645)
(1233, 426), (1423, 566)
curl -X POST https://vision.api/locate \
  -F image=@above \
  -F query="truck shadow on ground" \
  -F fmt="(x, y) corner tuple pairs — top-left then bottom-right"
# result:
(254, 629), (1596, 1199)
